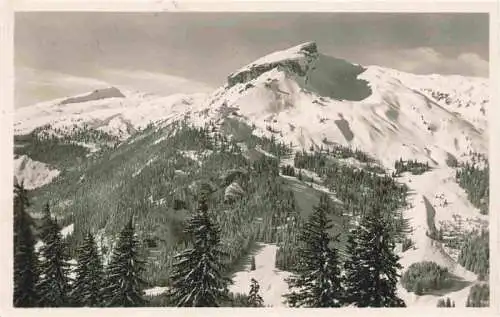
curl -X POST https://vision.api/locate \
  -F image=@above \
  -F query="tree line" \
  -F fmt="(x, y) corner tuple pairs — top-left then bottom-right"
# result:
(393, 158), (431, 176)
(293, 150), (409, 239)
(14, 181), (147, 307)
(455, 161), (489, 215)
(458, 229), (489, 280)
(466, 283), (489, 307)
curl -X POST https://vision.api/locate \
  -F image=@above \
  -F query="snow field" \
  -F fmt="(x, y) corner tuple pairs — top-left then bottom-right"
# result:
(14, 155), (60, 190)
(229, 243), (292, 307)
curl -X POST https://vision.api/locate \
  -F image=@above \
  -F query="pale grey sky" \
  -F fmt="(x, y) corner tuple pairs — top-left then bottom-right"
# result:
(15, 12), (489, 107)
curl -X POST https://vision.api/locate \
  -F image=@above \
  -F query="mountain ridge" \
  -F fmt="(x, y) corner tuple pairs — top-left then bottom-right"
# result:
(15, 42), (488, 169)
(188, 42), (488, 169)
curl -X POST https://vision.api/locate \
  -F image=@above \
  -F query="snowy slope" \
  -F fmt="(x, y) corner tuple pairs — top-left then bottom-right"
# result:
(395, 166), (487, 306)
(15, 87), (208, 139)
(186, 42), (487, 169)
(14, 155), (60, 190)
(385, 68), (489, 133)
(230, 243), (292, 307)
(142, 244), (294, 306)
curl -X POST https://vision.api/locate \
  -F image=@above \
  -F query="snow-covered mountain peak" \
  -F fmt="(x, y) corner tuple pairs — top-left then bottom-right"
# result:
(195, 43), (488, 168)
(227, 41), (319, 88)
(14, 88), (209, 138)
(60, 86), (125, 105)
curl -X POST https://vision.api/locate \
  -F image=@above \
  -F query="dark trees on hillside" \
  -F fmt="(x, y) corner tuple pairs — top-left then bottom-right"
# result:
(72, 232), (104, 307)
(37, 205), (72, 307)
(456, 162), (489, 215)
(13, 181), (39, 307)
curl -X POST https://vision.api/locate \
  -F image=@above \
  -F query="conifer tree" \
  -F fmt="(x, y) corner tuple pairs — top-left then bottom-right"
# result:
(102, 218), (147, 307)
(446, 297), (454, 307)
(37, 206), (72, 307)
(39, 202), (53, 242)
(72, 232), (104, 307)
(415, 280), (424, 296)
(247, 278), (264, 307)
(167, 190), (231, 307)
(343, 229), (361, 303)
(343, 200), (406, 307)
(466, 284), (489, 307)
(13, 181), (39, 307)
(284, 196), (343, 307)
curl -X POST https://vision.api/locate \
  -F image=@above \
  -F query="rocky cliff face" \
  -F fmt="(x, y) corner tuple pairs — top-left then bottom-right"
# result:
(227, 42), (319, 87)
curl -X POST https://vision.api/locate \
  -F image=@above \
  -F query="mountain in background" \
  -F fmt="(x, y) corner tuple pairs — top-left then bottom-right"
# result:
(14, 42), (489, 307)
(16, 42), (488, 167)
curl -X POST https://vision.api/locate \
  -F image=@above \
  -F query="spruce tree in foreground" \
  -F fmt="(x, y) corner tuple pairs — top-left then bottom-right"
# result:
(72, 232), (104, 307)
(248, 278), (264, 307)
(284, 195), (343, 307)
(167, 191), (231, 307)
(37, 206), (72, 307)
(102, 218), (147, 307)
(343, 201), (406, 307)
(13, 181), (39, 307)
(343, 230), (361, 304)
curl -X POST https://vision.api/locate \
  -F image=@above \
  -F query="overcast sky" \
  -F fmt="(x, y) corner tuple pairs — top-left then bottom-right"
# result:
(15, 12), (489, 107)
